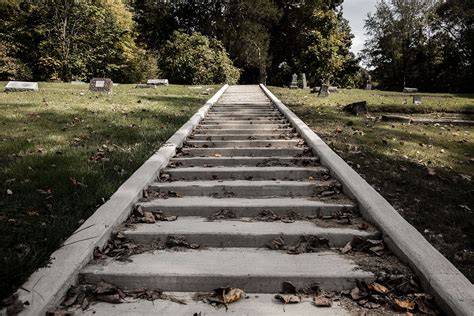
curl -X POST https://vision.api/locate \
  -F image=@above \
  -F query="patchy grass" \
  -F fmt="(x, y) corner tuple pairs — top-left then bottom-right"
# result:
(270, 87), (474, 282)
(0, 82), (217, 300)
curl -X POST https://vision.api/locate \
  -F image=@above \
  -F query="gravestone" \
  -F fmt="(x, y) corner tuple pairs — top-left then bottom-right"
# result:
(318, 84), (329, 97)
(89, 78), (113, 93)
(403, 87), (418, 93)
(302, 73), (309, 89)
(413, 95), (422, 105)
(147, 79), (169, 86)
(136, 84), (156, 89)
(343, 101), (368, 116)
(365, 83), (372, 90)
(328, 86), (338, 93)
(5, 81), (38, 92)
(71, 80), (86, 85)
(289, 73), (298, 89)
(312, 86), (321, 93)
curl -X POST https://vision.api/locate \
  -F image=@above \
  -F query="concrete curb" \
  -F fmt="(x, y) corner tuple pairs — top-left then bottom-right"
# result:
(259, 84), (474, 316)
(14, 84), (229, 316)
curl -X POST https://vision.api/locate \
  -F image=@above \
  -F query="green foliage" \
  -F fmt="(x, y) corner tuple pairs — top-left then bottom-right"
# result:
(158, 31), (240, 85)
(363, 0), (473, 92)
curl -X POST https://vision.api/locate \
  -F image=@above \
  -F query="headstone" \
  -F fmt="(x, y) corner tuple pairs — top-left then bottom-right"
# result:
(302, 73), (309, 89)
(89, 78), (113, 93)
(5, 81), (38, 92)
(413, 95), (422, 105)
(365, 74), (372, 90)
(343, 101), (368, 116)
(147, 79), (169, 86)
(71, 80), (85, 85)
(403, 87), (418, 93)
(113, 83), (119, 87)
(136, 84), (156, 89)
(328, 86), (338, 93)
(289, 73), (298, 89)
(312, 86), (321, 93)
(365, 83), (372, 90)
(318, 84), (329, 97)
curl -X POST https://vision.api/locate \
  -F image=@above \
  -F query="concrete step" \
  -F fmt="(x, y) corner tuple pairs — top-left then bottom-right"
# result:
(169, 156), (319, 167)
(203, 116), (283, 121)
(66, 293), (352, 315)
(189, 134), (299, 140)
(186, 139), (303, 148)
(194, 128), (294, 135)
(148, 179), (339, 197)
(197, 124), (291, 130)
(137, 197), (355, 217)
(180, 147), (307, 157)
(80, 248), (375, 292)
(161, 166), (328, 180)
(201, 119), (288, 124)
(122, 217), (378, 247)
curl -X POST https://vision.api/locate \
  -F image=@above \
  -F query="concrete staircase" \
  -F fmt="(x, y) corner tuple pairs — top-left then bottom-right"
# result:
(75, 85), (384, 314)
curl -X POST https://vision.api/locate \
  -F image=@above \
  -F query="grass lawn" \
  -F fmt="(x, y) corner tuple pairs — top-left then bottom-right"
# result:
(270, 87), (474, 282)
(0, 82), (217, 300)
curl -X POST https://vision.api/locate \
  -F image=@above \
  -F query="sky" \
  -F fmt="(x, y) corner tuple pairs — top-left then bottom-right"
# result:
(342, 0), (378, 56)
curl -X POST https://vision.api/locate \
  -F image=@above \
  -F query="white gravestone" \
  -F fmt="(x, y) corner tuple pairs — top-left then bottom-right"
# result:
(147, 79), (169, 86)
(5, 81), (39, 92)
(95, 80), (105, 88)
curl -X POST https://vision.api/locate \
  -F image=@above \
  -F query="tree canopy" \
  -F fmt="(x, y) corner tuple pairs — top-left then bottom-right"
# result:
(362, 0), (473, 92)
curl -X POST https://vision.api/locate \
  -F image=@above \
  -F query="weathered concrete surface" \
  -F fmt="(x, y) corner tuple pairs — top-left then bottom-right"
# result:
(137, 196), (355, 217)
(68, 293), (351, 316)
(122, 217), (378, 247)
(169, 156), (319, 167)
(80, 249), (375, 292)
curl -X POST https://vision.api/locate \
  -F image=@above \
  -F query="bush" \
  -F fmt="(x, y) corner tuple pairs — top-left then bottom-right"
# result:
(0, 41), (32, 81)
(159, 31), (240, 85)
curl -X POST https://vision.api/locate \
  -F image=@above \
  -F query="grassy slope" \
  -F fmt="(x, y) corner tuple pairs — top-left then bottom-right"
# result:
(270, 87), (474, 282)
(0, 83), (217, 300)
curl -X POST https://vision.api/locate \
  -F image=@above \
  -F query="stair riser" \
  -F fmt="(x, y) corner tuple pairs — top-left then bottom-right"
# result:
(137, 204), (352, 217)
(169, 157), (319, 167)
(185, 140), (302, 148)
(193, 129), (293, 135)
(197, 124), (291, 129)
(80, 274), (374, 293)
(123, 232), (378, 248)
(148, 183), (336, 197)
(162, 169), (328, 181)
(180, 148), (306, 157)
(189, 135), (298, 141)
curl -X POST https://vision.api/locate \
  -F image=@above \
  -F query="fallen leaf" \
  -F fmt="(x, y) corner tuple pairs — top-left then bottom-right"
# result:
(368, 282), (390, 294)
(313, 295), (332, 307)
(340, 241), (352, 254)
(222, 288), (245, 304)
(394, 298), (415, 311)
(142, 211), (156, 223)
(275, 294), (301, 304)
(350, 287), (364, 300)
(6, 189), (13, 195)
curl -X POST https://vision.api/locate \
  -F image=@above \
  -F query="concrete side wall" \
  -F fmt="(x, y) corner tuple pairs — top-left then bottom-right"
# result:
(259, 84), (474, 316)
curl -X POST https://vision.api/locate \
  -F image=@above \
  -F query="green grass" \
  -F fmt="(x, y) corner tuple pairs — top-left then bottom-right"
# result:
(270, 87), (474, 282)
(0, 82), (218, 300)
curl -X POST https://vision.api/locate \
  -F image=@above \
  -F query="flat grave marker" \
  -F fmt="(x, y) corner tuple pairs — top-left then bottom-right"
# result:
(403, 87), (418, 93)
(147, 79), (169, 86)
(413, 95), (422, 105)
(4, 81), (38, 92)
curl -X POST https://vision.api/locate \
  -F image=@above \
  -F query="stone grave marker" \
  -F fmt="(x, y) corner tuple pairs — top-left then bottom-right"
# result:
(328, 86), (338, 93)
(302, 73), (309, 89)
(5, 81), (38, 92)
(71, 80), (86, 85)
(365, 83), (372, 90)
(318, 84), (329, 97)
(289, 73), (298, 89)
(413, 95), (422, 105)
(343, 101), (368, 116)
(89, 78), (113, 93)
(403, 87), (418, 93)
(147, 79), (169, 86)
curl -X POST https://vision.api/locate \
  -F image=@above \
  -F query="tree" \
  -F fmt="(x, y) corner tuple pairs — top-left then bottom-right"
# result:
(158, 31), (240, 85)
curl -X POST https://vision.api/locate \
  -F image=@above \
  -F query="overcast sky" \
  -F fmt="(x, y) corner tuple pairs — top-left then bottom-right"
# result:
(342, 0), (378, 56)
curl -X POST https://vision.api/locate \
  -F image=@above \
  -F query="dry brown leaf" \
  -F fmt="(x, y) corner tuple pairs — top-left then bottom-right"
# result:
(341, 241), (352, 254)
(368, 282), (390, 294)
(275, 294), (301, 304)
(222, 288), (245, 304)
(394, 298), (415, 311)
(142, 211), (156, 223)
(313, 295), (332, 307)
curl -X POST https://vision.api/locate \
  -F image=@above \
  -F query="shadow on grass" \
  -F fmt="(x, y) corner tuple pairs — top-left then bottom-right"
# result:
(0, 98), (203, 300)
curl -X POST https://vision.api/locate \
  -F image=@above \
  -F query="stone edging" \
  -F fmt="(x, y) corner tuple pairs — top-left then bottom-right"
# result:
(14, 84), (229, 316)
(259, 84), (474, 316)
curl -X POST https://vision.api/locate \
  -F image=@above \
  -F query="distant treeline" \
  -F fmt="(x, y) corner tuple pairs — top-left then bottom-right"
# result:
(0, 0), (472, 92)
